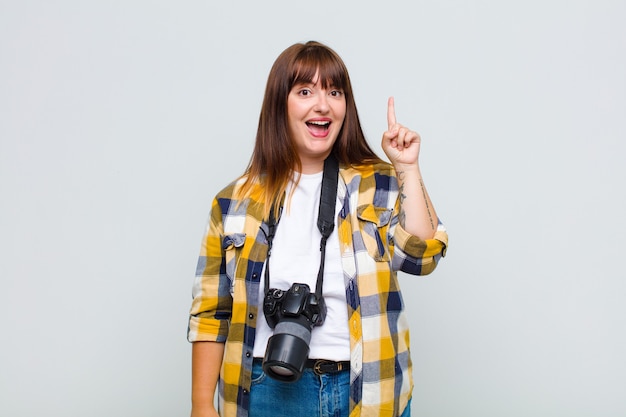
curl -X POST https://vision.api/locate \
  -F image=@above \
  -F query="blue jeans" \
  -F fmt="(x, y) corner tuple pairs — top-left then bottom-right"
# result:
(248, 359), (411, 417)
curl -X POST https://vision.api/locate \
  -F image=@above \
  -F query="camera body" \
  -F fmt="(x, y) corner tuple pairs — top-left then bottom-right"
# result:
(263, 283), (326, 329)
(262, 283), (327, 382)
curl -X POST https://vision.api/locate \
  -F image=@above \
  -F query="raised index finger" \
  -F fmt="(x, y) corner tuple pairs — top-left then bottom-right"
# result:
(387, 96), (396, 130)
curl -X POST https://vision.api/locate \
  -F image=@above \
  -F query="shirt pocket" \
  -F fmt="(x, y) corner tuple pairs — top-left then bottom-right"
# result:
(356, 205), (392, 262)
(222, 233), (246, 294)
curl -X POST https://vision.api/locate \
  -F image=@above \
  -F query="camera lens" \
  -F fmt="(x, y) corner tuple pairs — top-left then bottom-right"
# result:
(262, 315), (312, 382)
(267, 365), (295, 377)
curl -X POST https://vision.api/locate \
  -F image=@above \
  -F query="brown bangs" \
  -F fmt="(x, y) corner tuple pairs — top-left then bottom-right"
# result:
(290, 45), (348, 91)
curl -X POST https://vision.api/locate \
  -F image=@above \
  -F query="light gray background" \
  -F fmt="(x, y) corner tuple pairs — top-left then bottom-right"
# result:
(1, 1), (624, 416)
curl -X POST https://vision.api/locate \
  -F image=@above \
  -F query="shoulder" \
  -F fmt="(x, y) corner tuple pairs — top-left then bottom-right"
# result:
(212, 175), (265, 221)
(214, 176), (246, 201)
(214, 174), (265, 199)
(340, 162), (399, 210)
(340, 161), (397, 185)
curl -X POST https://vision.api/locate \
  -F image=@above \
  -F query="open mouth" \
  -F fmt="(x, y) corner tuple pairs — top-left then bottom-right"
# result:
(306, 120), (331, 136)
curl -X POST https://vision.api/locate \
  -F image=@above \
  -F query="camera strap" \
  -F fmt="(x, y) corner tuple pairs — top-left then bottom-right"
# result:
(264, 154), (339, 299)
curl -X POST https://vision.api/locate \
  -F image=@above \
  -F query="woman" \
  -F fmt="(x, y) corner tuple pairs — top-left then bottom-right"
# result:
(189, 41), (448, 417)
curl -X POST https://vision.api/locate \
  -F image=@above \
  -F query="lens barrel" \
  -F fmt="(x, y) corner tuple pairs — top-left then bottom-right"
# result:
(262, 316), (312, 382)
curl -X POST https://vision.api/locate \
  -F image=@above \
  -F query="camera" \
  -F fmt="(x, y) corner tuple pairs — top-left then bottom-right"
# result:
(262, 283), (326, 382)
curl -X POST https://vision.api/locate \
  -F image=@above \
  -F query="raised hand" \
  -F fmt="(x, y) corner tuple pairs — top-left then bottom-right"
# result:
(381, 97), (421, 168)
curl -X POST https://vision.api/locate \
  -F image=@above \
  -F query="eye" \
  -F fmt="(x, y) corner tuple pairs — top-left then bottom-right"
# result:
(298, 89), (312, 96)
(330, 90), (344, 97)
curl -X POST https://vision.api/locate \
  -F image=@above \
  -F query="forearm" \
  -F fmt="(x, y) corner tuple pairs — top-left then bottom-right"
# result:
(395, 163), (438, 240)
(191, 341), (225, 416)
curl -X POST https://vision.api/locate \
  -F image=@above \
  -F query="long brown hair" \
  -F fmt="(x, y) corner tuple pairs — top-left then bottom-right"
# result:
(237, 41), (382, 217)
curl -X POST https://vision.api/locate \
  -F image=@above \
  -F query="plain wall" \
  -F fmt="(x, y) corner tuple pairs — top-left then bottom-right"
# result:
(1, 0), (625, 416)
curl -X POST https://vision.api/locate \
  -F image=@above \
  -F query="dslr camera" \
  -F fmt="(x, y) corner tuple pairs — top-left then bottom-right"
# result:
(262, 283), (326, 382)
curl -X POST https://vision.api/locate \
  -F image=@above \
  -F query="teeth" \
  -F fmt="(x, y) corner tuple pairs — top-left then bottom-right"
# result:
(308, 121), (330, 126)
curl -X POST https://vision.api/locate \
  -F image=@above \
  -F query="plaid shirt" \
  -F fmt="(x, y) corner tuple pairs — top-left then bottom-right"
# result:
(188, 162), (448, 417)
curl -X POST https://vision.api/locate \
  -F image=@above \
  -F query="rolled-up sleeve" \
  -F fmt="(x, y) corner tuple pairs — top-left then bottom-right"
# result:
(187, 197), (232, 343)
(391, 219), (448, 275)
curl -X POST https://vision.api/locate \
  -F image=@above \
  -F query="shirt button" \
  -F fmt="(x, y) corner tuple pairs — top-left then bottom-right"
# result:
(246, 351), (251, 358)
(249, 313), (254, 319)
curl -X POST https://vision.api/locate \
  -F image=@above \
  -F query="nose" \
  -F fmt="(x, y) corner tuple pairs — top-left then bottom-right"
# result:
(314, 92), (330, 113)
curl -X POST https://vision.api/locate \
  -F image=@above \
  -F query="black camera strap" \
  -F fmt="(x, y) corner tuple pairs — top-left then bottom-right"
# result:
(264, 154), (339, 299)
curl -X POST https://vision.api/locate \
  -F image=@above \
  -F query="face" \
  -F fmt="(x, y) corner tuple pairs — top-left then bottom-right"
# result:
(287, 73), (346, 173)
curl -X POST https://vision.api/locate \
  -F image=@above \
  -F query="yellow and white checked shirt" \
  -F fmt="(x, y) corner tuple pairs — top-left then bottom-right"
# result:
(188, 162), (448, 417)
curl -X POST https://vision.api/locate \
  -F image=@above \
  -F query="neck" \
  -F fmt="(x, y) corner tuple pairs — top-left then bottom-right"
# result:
(299, 162), (324, 174)
(298, 153), (331, 174)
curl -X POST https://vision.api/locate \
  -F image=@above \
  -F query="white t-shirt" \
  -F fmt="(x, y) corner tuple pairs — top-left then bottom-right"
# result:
(253, 171), (351, 361)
